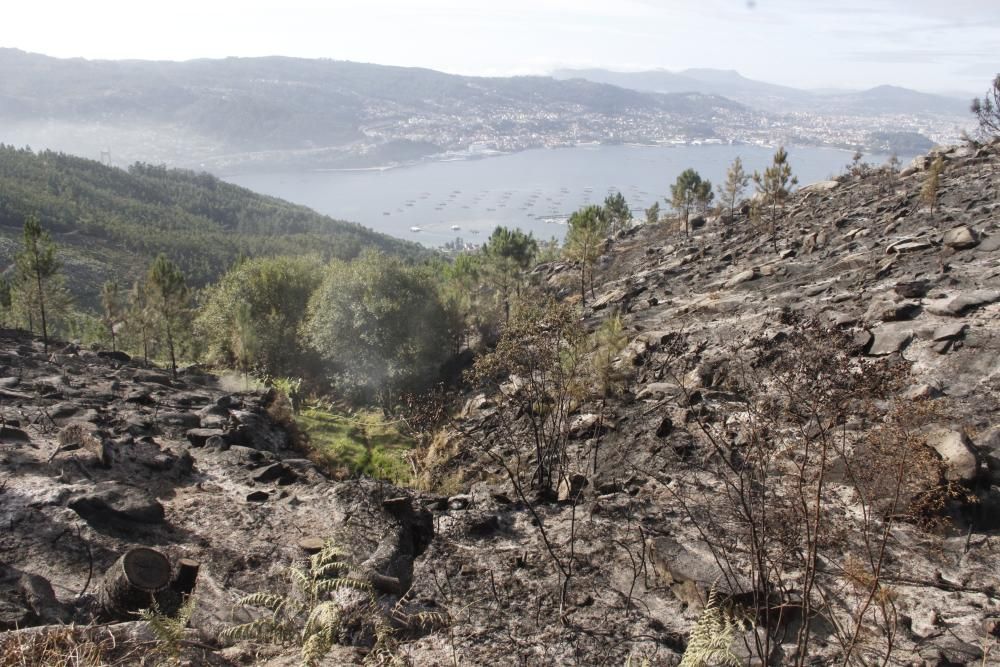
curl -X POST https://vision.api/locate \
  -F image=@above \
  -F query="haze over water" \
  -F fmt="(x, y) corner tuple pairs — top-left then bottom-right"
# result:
(224, 144), (904, 246)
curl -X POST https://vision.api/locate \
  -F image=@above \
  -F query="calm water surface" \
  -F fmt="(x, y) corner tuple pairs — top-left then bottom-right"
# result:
(224, 144), (903, 246)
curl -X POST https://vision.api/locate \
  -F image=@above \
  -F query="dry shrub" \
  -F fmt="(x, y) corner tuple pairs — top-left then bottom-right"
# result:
(0, 626), (115, 667)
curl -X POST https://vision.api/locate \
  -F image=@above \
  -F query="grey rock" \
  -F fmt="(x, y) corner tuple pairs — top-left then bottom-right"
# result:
(925, 429), (979, 483)
(68, 484), (165, 525)
(942, 225), (979, 250)
(932, 322), (967, 341)
(186, 428), (226, 447)
(867, 325), (913, 356)
(925, 290), (1000, 316)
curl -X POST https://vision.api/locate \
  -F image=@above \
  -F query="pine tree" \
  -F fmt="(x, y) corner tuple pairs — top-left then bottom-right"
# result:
(718, 157), (749, 220)
(565, 205), (611, 306)
(101, 280), (122, 352)
(670, 169), (713, 236)
(752, 146), (798, 244)
(146, 254), (190, 378)
(603, 192), (632, 235)
(128, 279), (155, 365)
(921, 155), (944, 214)
(971, 74), (1000, 137)
(483, 226), (537, 324)
(644, 201), (661, 225)
(0, 276), (11, 328)
(15, 216), (62, 352)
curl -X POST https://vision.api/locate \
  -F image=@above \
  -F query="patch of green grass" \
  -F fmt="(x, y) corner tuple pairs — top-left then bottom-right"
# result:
(296, 404), (413, 485)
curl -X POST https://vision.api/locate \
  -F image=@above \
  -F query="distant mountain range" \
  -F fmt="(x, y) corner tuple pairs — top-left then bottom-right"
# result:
(0, 49), (744, 171)
(0, 50), (971, 172)
(551, 68), (969, 117)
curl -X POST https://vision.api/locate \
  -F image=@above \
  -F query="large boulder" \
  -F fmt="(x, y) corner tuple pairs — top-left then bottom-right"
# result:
(68, 483), (166, 527)
(942, 225), (979, 250)
(925, 430), (979, 483)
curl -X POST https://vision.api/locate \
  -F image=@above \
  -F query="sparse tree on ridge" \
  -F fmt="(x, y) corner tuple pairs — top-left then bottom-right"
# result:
(146, 254), (190, 378)
(483, 226), (537, 324)
(970, 73), (1000, 136)
(603, 192), (632, 235)
(128, 279), (155, 365)
(670, 169), (713, 236)
(565, 205), (611, 306)
(921, 155), (945, 214)
(0, 276), (11, 328)
(644, 201), (661, 225)
(719, 156), (749, 220)
(752, 146), (797, 244)
(14, 216), (62, 352)
(101, 280), (123, 352)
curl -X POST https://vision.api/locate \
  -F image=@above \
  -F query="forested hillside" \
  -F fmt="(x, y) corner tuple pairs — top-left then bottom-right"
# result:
(0, 145), (426, 305)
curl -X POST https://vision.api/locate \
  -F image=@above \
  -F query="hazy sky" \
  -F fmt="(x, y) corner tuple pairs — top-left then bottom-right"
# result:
(3, 0), (996, 95)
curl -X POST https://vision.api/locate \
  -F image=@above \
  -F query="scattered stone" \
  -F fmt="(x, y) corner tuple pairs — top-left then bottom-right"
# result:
(925, 429), (979, 483)
(68, 484), (166, 526)
(867, 325), (913, 356)
(932, 322), (967, 341)
(298, 537), (326, 554)
(557, 473), (588, 502)
(894, 280), (930, 299)
(186, 428), (226, 447)
(925, 290), (1000, 316)
(245, 490), (270, 502)
(253, 462), (298, 485)
(723, 268), (758, 289)
(942, 225), (979, 250)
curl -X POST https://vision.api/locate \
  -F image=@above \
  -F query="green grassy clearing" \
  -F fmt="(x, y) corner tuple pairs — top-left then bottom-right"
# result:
(296, 404), (413, 485)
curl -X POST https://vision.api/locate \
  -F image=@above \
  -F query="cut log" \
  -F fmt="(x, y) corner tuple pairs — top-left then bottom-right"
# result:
(98, 548), (171, 619)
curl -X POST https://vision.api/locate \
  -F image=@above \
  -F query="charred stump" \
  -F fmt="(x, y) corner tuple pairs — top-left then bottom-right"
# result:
(98, 548), (171, 620)
(155, 558), (200, 616)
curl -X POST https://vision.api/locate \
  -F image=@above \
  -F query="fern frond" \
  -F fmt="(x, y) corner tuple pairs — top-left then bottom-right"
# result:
(678, 585), (745, 667)
(314, 577), (373, 595)
(237, 592), (288, 612)
(313, 561), (351, 579)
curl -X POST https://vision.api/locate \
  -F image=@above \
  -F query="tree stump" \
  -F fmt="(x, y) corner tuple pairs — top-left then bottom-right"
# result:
(156, 558), (200, 615)
(98, 548), (171, 619)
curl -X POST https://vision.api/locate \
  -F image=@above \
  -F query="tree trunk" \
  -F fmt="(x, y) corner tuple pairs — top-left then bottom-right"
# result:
(98, 548), (172, 620)
(165, 322), (177, 379)
(35, 267), (48, 354)
(580, 264), (586, 307)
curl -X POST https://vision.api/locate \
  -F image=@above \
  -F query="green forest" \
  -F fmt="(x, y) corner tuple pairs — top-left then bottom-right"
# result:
(0, 145), (427, 308)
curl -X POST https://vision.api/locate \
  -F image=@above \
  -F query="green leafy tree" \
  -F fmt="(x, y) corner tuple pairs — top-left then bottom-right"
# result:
(718, 157), (749, 219)
(146, 254), (190, 378)
(971, 73), (1000, 136)
(644, 201), (661, 225)
(670, 169), (713, 236)
(15, 216), (64, 352)
(565, 205), (611, 306)
(438, 253), (487, 351)
(603, 192), (632, 235)
(195, 255), (322, 378)
(752, 146), (798, 241)
(483, 226), (537, 324)
(303, 251), (454, 405)
(232, 302), (261, 390)
(100, 280), (122, 352)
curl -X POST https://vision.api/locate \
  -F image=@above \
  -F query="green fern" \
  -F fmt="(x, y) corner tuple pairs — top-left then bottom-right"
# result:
(138, 595), (197, 665)
(678, 586), (745, 667)
(220, 539), (381, 667)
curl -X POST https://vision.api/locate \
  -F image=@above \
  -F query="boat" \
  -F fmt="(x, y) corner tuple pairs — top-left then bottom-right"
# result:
(410, 226), (422, 232)
(451, 225), (461, 231)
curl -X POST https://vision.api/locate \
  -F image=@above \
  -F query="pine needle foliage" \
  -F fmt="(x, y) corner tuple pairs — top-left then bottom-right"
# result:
(220, 540), (375, 667)
(678, 586), (744, 667)
(138, 595), (197, 665)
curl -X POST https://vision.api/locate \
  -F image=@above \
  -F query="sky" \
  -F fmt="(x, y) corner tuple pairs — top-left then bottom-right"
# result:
(2, 0), (997, 95)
